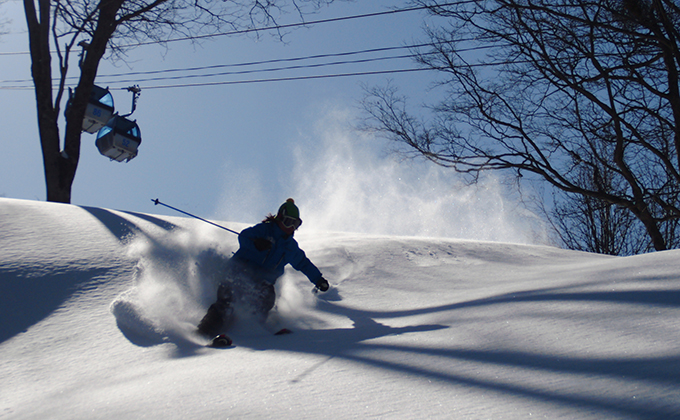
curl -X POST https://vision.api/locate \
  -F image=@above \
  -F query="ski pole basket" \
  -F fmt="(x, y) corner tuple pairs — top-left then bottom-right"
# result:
(95, 114), (142, 162)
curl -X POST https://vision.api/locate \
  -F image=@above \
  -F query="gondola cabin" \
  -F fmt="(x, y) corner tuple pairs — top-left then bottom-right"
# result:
(81, 86), (115, 134)
(95, 115), (142, 162)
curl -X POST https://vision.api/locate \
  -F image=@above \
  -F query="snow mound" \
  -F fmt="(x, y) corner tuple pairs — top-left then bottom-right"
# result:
(110, 288), (166, 343)
(2, 198), (680, 420)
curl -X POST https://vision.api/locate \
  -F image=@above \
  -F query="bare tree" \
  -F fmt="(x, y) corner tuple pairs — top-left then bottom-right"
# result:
(24, 0), (338, 203)
(363, 0), (680, 252)
(543, 165), (650, 255)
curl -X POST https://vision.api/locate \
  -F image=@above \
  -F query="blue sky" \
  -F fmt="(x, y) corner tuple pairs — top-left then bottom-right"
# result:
(0, 1), (548, 243)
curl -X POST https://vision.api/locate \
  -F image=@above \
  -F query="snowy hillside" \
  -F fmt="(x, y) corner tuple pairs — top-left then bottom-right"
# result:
(1, 197), (679, 419)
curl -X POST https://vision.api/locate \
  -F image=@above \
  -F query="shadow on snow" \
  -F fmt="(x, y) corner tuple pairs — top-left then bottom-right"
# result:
(6, 205), (676, 418)
(227, 286), (679, 419)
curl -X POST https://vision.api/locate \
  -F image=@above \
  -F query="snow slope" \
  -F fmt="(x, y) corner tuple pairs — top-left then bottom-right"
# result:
(1, 197), (679, 419)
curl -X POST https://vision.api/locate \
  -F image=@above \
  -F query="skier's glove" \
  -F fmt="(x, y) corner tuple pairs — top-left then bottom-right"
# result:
(316, 278), (330, 292)
(252, 237), (272, 251)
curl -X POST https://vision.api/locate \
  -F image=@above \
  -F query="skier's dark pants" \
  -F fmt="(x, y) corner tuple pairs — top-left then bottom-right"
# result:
(217, 276), (275, 323)
(198, 257), (276, 336)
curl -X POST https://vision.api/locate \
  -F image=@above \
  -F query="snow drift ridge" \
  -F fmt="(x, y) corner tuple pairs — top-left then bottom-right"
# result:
(1, 197), (679, 419)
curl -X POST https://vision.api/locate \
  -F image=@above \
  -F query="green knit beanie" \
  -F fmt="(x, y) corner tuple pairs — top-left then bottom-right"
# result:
(277, 198), (299, 219)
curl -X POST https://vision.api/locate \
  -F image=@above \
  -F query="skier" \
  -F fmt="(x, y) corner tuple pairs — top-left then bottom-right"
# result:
(198, 198), (330, 336)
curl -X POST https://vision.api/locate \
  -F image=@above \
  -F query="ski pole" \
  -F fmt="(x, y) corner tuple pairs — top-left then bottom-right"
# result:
(151, 198), (240, 235)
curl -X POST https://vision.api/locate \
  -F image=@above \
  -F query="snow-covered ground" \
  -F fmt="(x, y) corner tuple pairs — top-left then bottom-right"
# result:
(1, 197), (679, 419)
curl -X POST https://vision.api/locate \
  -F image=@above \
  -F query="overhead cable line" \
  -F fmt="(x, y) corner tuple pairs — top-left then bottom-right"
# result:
(95, 42), (491, 84)
(97, 53), (418, 85)
(0, 56), (524, 91)
(139, 67), (433, 90)
(0, 67), (433, 90)
(0, 1), (472, 55)
(101, 43), (433, 79)
(0, 49), (420, 85)
(1, 68), (438, 90)
(3, 41), (490, 85)
(124, 1), (472, 48)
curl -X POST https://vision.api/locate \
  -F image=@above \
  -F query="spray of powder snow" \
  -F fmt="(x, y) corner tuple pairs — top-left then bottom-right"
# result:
(208, 108), (550, 326)
(110, 222), (238, 344)
(291, 108), (549, 244)
(119, 107), (550, 340)
(109, 220), (322, 341)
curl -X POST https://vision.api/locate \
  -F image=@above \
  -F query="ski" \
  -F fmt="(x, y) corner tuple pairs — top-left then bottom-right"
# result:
(204, 328), (289, 348)
(274, 328), (293, 335)
(206, 334), (233, 348)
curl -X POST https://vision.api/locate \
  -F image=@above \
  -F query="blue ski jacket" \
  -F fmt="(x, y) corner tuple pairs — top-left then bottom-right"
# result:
(231, 221), (322, 286)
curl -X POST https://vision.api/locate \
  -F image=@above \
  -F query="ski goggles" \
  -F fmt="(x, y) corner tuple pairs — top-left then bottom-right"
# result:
(280, 214), (302, 230)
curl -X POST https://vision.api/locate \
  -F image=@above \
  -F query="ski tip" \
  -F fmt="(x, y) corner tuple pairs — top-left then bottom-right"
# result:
(207, 334), (233, 348)
(274, 328), (293, 336)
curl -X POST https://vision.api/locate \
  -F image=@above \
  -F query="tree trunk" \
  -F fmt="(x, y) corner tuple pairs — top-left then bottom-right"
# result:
(24, 0), (74, 203)
(630, 203), (668, 251)
(24, 0), (121, 203)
